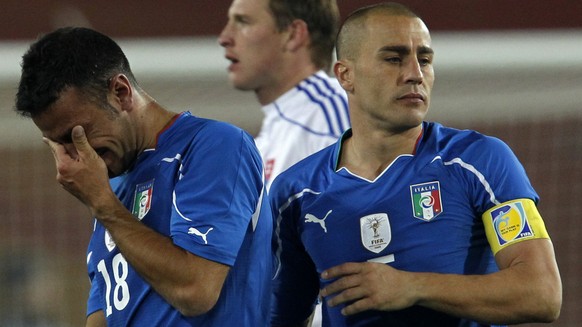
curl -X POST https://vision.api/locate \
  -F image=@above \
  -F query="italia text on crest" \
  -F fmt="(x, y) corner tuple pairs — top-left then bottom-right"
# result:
(410, 181), (443, 221)
(132, 180), (154, 220)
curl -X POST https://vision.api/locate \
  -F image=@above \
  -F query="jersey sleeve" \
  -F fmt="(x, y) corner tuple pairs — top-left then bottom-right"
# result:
(455, 135), (550, 252)
(270, 179), (320, 325)
(170, 122), (265, 266)
(461, 135), (539, 213)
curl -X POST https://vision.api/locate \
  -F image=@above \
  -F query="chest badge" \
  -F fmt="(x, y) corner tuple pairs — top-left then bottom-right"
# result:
(132, 180), (154, 220)
(360, 213), (390, 253)
(410, 181), (443, 221)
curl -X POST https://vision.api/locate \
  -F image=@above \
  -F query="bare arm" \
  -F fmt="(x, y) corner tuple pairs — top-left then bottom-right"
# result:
(46, 126), (229, 316)
(414, 239), (562, 323)
(92, 195), (229, 316)
(86, 311), (106, 327)
(321, 239), (561, 325)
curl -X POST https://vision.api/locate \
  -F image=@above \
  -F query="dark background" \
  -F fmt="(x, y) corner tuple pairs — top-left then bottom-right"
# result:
(1, 0), (581, 40)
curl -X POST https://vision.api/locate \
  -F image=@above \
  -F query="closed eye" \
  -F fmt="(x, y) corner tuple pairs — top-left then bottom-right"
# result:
(384, 57), (402, 64)
(419, 57), (433, 66)
(233, 14), (251, 25)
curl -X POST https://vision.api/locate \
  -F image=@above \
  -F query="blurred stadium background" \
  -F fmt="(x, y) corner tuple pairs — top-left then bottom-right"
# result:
(1, 1), (580, 326)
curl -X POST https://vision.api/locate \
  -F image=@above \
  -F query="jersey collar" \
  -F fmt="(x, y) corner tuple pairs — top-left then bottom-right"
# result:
(333, 123), (425, 172)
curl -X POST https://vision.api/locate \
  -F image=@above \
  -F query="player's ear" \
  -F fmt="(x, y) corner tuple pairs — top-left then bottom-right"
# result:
(334, 60), (354, 93)
(284, 19), (309, 52)
(108, 74), (134, 112)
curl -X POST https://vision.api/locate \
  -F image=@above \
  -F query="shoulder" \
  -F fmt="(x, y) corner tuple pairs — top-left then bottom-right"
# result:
(178, 113), (243, 134)
(162, 113), (259, 168)
(270, 145), (335, 197)
(424, 122), (513, 159)
(173, 112), (252, 145)
(423, 122), (528, 188)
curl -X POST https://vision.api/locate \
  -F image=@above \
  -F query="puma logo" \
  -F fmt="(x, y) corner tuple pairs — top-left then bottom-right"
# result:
(188, 227), (214, 244)
(305, 210), (332, 233)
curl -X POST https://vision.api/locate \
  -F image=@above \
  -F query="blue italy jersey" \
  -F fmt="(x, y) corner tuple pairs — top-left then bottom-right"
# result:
(86, 112), (272, 326)
(270, 122), (538, 327)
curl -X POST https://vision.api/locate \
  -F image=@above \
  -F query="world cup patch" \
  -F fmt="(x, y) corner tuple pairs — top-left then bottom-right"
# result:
(360, 213), (391, 254)
(132, 180), (154, 220)
(410, 181), (443, 221)
(490, 201), (534, 246)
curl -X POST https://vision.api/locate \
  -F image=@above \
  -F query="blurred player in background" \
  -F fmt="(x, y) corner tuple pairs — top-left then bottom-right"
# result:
(15, 27), (272, 327)
(219, 0), (350, 191)
(269, 3), (562, 326)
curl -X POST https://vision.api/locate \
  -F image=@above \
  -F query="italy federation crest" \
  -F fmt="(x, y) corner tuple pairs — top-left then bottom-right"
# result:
(132, 180), (154, 220)
(410, 181), (443, 221)
(360, 213), (391, 254)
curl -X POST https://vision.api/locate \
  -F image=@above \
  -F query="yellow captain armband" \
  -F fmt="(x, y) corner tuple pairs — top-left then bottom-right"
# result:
(482, 198), (550, 255)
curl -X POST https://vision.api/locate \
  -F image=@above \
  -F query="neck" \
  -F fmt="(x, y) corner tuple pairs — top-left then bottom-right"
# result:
(339, 124), (422, 180)
(136, 93), (178, 150)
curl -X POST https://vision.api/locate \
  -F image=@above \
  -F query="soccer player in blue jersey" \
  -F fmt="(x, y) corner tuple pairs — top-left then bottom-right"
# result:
(219, 0), (350, 191)
(15, 27), (272, 327)
(269, 3), (562, 327)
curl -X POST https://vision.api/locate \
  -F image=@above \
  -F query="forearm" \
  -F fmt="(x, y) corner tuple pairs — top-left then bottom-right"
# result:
(413, 242), (561, 324)
(94, 196), (228, 316)
(323, 240), (561, 324)
(414, 272), (546, 324)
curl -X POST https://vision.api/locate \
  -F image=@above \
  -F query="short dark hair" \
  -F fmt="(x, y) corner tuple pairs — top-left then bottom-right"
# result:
(336, 2), (420, 60)
(15, 27), (138, 118)
(269, 0), (340, 70)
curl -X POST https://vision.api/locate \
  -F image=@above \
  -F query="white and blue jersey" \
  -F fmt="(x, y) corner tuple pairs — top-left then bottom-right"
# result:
(86, 112), (272, 326)
(270, 121), (541, 327)
(255, 70), (350, 190)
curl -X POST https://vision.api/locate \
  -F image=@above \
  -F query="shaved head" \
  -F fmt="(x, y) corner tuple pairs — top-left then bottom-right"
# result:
(336, 2), (420, 60)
